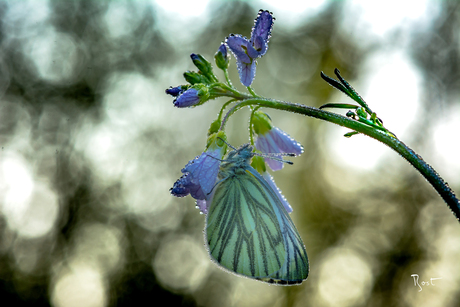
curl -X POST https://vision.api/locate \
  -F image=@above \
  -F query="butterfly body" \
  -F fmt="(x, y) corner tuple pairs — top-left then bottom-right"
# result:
(205, 144), (309, 284)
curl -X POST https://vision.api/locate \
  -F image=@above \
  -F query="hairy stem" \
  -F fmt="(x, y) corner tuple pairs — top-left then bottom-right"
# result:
(226, 98), (460, 221)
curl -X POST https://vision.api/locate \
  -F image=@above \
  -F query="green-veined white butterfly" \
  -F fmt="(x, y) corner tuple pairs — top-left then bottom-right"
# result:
(205, 143), (309, 284)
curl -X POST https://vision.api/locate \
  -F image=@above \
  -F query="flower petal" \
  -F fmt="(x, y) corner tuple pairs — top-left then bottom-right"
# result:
(183, 149), (221, 196)
(250, 10), (273, 56)
(170, 173), (207, 200)
(165, 85), (185, 97)
(174, 88), (201, 108)
(226, 35), (251, 64)
(270, 127), (304, 155)
(251, 35), (267, 56)
(246, 42), (261, 59)
(196, 199), (208, 214)
(255, 134), (284, 171)
(255, 127), (304, 171)
(262, 172), (293, 213)
(236, 60), (256, 87)
(251, 10), (274, 43)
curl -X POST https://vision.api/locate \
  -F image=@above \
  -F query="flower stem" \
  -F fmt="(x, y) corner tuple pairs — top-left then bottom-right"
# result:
(227, 98), (460, 221)
(248, 106), (261, 146)
(217, 99), (236, 122)
(247, 86), (259, 97)
(223, 70), (233, 87)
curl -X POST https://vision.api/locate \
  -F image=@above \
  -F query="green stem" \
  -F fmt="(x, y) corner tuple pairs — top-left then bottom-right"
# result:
(224, 98), (460, 221)
(247, 86), (259, 97)
(223, 70), (233, 87)
(212, 83), (252, 100)
(248, 106), (261, 146)
(217, 99), (236, 122)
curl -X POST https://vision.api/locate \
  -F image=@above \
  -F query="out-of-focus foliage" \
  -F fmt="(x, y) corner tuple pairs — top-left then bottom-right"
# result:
(0, 1), (459, 306)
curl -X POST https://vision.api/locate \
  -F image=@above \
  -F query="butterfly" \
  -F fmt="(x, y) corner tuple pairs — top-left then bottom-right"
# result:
(205, 143), (309, 284)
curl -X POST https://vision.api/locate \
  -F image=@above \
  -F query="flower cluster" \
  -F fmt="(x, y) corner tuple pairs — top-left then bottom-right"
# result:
(167, 10), (303, 214)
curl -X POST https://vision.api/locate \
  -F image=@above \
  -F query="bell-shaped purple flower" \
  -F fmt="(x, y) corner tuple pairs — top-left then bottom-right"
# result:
(225, 10), (274, 86)
(256, 127), (304, 171)
(262, 172), (293, 213)
(252, 111), (303, 171)
(171, 148), (222, 199)
(174, 88), (201, 108)
(173, 84), (210, 108)
(170, 132), (228, 214)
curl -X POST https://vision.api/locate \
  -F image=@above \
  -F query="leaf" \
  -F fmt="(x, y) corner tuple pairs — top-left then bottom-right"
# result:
(344, 131), (359, 138)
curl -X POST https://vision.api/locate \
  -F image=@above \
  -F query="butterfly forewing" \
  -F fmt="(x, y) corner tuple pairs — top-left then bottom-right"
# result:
(207, 168), (286, 278)
(206, 155), (309, 284)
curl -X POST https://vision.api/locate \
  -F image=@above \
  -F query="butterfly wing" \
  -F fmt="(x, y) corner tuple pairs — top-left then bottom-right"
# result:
(206, 166), (309, 284)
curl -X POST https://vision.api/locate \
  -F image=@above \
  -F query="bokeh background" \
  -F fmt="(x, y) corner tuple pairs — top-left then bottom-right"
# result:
(1, 0), (460, 306)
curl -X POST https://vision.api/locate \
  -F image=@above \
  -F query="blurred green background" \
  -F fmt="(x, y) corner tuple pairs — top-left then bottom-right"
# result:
(1, 0), (460, 306)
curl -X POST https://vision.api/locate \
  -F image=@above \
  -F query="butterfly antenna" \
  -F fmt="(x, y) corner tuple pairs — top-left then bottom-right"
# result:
(204, 153), (225, 162)
(254, 152), (295, 165)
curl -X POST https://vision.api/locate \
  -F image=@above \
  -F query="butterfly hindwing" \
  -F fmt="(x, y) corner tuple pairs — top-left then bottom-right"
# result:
(206, 161), (309, 284)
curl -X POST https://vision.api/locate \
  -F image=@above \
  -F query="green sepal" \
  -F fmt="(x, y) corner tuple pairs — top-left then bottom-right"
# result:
(190, 84), (210, 106)
(215, 48), (229, 71)
(208, 119), (222, 136)
(206, 131), (228, 156)
(252, 111), (273, 135)
(191, 53), (218, 82)
(251, 154), (267, 174)
(184, 71), (211, 85)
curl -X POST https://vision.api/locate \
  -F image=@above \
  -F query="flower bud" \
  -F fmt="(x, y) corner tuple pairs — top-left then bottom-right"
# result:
(190, 53), (213, 76)
(356, 107), (367, 118)
(183, 70), (210, 85)
(214, 43), (229, 70)
(165, 85), (187, 97)
(173, 85), (209, 108)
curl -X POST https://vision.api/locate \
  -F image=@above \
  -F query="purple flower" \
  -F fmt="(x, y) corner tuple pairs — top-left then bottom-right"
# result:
(174, 88), (201, 108)
(262, 172), (293, 213)
(173, 84), (210, 108)
(226, 10), (274, 86)
(256, 127), (303, 171)
(170, 149), (221, 214)
(165, 85), (186, 97)
(171, 132), (228, 214)
(170, 173), (207, 200)
(183, 148), (222, 196)
(171, 148), (221, 198)
(252, 111), (303, 171)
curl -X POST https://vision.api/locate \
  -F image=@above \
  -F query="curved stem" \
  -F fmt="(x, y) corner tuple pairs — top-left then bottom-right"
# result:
(247, 86), (259, 97)
(228, 98), (460, 221)
(248, 106), (261, 146)
(223, 69), (233, 87)
(217, 99), (236, 121)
